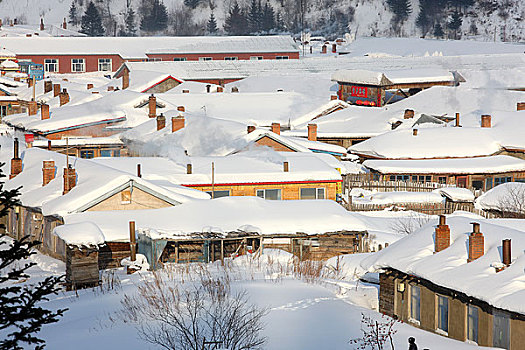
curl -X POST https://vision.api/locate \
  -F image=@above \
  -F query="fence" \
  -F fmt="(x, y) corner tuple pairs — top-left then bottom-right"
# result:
(344, 174), (450, 193)
(349, 202), (447, 215)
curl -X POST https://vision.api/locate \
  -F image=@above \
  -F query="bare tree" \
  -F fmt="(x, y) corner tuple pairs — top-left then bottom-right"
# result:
(118, 272), (267, 350)
(495, 184), (525, 218)
(350, 313), (398, 350)
(390, 212), (431, 235)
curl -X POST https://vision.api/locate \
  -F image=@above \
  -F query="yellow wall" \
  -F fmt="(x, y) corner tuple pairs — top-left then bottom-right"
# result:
(87, 187), (173, 211)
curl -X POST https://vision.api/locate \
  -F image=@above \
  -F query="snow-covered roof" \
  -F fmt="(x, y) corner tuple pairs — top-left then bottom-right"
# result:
(362, 216), (525, 315)
(53, 222), (105, 246)
(353, 191), (444, 205)
(1, 35), (299, 58)
(433, 187), (475, 202)
(33, 136), (123, 147)
(331, 70), (392, 86)
(363, 155), (525, 175)
(0, 60), (19, 69)
(63, 196), (366, 241)
(475, 182), (525, 212)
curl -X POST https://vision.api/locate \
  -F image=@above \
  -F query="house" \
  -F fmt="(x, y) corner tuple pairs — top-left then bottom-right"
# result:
(370, 215), (525, 349)
(0, 35), (300, 74)
(474, 182), (525, 218)
(33, 136), (127, 158)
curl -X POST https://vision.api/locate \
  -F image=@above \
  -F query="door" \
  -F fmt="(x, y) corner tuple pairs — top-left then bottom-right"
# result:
(456, 176), (468, 188)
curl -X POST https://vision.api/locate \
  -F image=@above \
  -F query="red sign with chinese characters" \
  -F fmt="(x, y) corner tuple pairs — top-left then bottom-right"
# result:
(350, 86), (368, 98)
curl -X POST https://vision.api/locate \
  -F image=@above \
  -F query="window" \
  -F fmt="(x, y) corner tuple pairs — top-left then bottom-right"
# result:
(224, 57), (238, 61)
(199, 57), (212, 61)
(121, 189), (131, 204)
(147, 58), (161, 62)
(410, 285), (421, 323)
(250, 56), (263, 60)
(44, 59), (59, 72)
(206, 190), (230, 199)
(472, 180), (483, 190)
(494, 177), (512, 186)
(256, 189), (281, 200)
(493, 311), (510, 349)
(300, 188), (325, 200)
(173, 57), (187, 61)
(437, 295), (449, 333)
(71, 58), (85, 72)
(485, 178), (493, 190)
(98, 58), (112, 71)
(389, 175), (409, 182)
(112, 150), (121, 157)
(100, 150), (112, 157)
(467, 305), (479, 344)
(438, 176), (447, 184)
(276, 56), (289, 60)
(80, 150), (94, 159)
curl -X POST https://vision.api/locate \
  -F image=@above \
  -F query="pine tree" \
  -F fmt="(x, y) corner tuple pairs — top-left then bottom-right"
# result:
(433, 22), (444, 38)
(68, 1), (79, 26)
(124, 6), (137, 36)
(387, 0), (412, 27)
(224, 2), (248, 35)
(183, 0), (201, 10)
(261, 1), (275, 32)
(0, 164), (67, 349)
(140, 0), (169, 33)
(207, 12), (218, 34)
(448, 11), (463, 39)
(80, 1), (105, 36)
(247, 0), (262, 33)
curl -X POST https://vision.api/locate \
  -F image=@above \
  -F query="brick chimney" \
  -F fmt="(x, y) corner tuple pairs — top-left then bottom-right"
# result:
(404, 109), (414, 119)
(62, 18), (67, 30)
(182, 89), (190, 93)
(172, 115), (185, 133)
(468, 223), (484, 262)
(247, 125), (256, 134)
(271, 122), (280, 135)
(53, 83), (61, 97)
(308, 124), (317, 141)
(87, 83), (94, 90)
(40, 18), (44, 31)
(332, 43), (337, 53)
(44, 81), (52, 94)
(217, 86), (224, 93)
(434, 215), (450, 253)
(42, 160), (55, 186)
(177, 106), (185, 112)
(481, 114), (491, 128)
(107, 86), (114, 92)
(455, 112), (460, 127)
(122, 69), (129, 90)
(413, 128), (418, 136)
(156, 113), (166, 131)
(10, 138), (22, 179)
(517, 102), (525, 111)
(28, 101), (38, 116)
(186, 164), (192, 174)
(321, 45), (327, 54)
(330, 95), (338, 100)
(59, 88), (69, 106)
(503, 239), (511, 266)
(41, 103), (50, 120)
(148, 94), (156, 118)
(63, 165), (77, 194)
(283, 161), (289, 172)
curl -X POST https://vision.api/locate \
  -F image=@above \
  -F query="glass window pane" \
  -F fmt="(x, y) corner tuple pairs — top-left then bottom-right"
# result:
(100, 150), (112, 157)
(493, 311), (510, 349)
(317, 188), (325, 199)
(437, 296), (448, 332)
(206, 190), (230, 198)
(256, 190), (264, 198)
(467, 305), (478, 343)
(265, 189), (281, 200)
(300, 188), (316, 200)
(410, 286), (420, 321)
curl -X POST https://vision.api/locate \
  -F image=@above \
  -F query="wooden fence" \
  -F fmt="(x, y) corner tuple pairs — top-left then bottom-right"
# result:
(344, 174), (450, 193)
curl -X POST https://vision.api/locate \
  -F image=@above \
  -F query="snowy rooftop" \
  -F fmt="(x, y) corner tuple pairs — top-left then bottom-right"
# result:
(0, 35), (299, 58)
(362, 216), (525, 315)
(475, 182), (525, 213)
(363, 155), (525, 175)
(331, 68), (457, 86)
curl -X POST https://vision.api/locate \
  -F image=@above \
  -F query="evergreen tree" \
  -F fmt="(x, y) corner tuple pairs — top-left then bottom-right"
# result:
(224, 2), (248, 35)
(140, 0), (169, 33)
(207, 12), (218, 34)
(433, 22), (444, 38)
(80, 1), (105, 36)
(123, 6), (137, 36)
(68, 1), (80, 26)
(261, 1), (275, 32)
(0, 164), (67, 349)
(247, 0), (262, 33)
(387, 0), (412, 26)
(183, 0), (201, 10)
(448, 11), (463, 39)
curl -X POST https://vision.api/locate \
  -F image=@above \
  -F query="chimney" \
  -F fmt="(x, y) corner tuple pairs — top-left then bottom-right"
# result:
(177, 106), (185, 112)
(502, 239), (511, 266)
(148, 94), (156, 118)
(455, 112), (460, 127)
(481, 114), (491, 128)
(321, 45), (327, 54)
(308, 124), (317, 141)
(332, 43), (337, 53)
(186, 163), (192, 174)
(247, 125), (256, 134)
(10, 138), (22, 179)
(137, 164), (141, 178)
(404, 109), (414, 119)
(28, 78), (34, 88)
(171, 115), (185, 133)
(62, 18), (67, 29)
(14, 77), (21, 82)
(231, 87), (239, 93)
(53, 83), (61, 97)
(107, 86), (114, 91)
(44, 81), (52, 93)
(216, 86), (224, 93)
(330, 95), (338, 100)
(122, 69), (129, 90)
(41, 104), (50, 120)
(182, 89), (190, 93)
(40, 18), (44, 31)
(517, 102), (525, 111)
(42, 160), (55, 186)
(283, 161), (289, 172)
(47, 140), (52, 150)
(28, 101), (38, 116)
(413, 128), (418, 136)
(206, 84), (211, 93)
(87, 83), (94, 90)
(468, 223), (484, 262)
(156, 113), (166, 131)
(63, 165), (77, 194)
(271, 122), (280, 135)
(434, 215), (450, 253)
(59, 88), (69, 106)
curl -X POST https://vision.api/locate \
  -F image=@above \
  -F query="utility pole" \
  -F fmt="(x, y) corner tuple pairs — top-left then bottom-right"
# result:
(211, 162), (215, 199)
